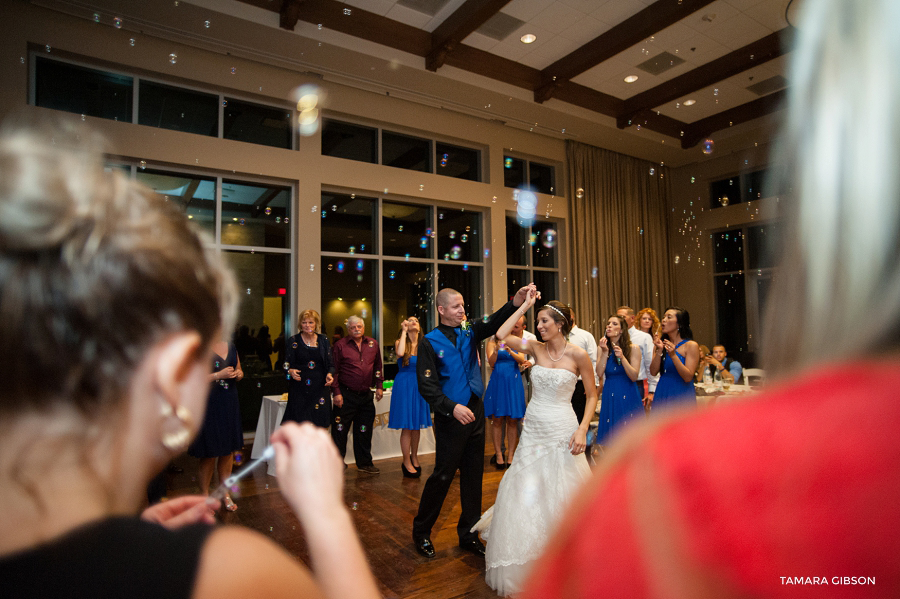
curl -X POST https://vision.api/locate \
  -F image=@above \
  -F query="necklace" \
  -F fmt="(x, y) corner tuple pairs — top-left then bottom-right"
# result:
(547, 340), (566, 362)
(301, 332), (317, 347)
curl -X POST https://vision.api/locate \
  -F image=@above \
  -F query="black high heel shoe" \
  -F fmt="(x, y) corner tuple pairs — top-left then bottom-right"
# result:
(402, 463), (421, 478)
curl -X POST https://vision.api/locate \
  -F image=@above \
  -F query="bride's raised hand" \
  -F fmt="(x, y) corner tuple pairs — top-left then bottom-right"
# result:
(568, 428), (587, 455)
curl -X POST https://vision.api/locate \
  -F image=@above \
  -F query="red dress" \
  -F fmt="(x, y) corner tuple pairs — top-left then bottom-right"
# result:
(523, 363), (900, 598)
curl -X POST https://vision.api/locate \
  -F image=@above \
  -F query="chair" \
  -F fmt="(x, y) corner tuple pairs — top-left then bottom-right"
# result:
(743, 368), (766, 385)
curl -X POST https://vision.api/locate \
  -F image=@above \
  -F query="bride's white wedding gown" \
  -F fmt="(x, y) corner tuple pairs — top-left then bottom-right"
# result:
(473, 365), (592, 597)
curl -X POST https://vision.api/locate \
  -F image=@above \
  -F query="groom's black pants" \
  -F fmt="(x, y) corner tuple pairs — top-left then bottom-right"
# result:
(413, 393), (485, 544)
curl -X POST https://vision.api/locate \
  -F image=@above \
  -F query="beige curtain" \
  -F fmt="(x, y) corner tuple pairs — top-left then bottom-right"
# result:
(565, 140), (675, 341)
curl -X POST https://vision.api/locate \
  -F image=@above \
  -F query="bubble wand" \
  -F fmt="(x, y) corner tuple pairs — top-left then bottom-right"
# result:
(207, 446), (275, 506)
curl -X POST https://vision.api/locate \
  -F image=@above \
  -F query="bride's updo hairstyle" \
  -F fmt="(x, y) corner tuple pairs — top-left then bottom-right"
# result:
(538, 301), (573, 338)
(0, 119), (237, 418)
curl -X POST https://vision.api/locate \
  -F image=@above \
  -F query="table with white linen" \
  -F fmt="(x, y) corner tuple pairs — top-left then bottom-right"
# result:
(250, 389), (436, 476)
(695, 382), (755, 406)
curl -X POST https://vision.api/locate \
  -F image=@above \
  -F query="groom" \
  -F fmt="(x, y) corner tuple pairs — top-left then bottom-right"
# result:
(412, 283), (536, 558)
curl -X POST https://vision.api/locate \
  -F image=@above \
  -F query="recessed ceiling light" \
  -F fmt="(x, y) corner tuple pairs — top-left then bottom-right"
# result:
(520, 34), (536, 44)
(624, 75), (639, 83)
(683, 99), (696, 106)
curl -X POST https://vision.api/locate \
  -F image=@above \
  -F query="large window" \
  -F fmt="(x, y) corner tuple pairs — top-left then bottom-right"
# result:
(34, 56), (132, 122)
(709, 168), (769, 209)
(133, 163), (294, 429)
(321, 191), (485, 379)
(32, 55), (293, 150)
(321, 119), (483, 182)
(505, 215), (561, 336)
(504, 155), (558, 195)
(712, 224), (778, 365)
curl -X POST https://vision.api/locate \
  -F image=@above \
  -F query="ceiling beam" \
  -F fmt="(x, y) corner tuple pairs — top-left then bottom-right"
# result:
(280, 0), (305, 30)
(682, 88), (787, 148)
(618, 28), (794, 124)
(534, 0), (717, 103)
(426, 0), (512, 72)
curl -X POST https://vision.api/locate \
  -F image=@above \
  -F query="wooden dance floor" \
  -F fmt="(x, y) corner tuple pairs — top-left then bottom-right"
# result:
(169, 442), (513, 599)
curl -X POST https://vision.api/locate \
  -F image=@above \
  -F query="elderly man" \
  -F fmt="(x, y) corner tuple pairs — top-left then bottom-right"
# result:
(330, 315), (384, 474)
(617, 306), (655, 408)
(412, 284), (535, 559)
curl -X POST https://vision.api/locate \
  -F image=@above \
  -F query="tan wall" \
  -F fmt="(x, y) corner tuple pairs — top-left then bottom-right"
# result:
(0, 2), (568, 345)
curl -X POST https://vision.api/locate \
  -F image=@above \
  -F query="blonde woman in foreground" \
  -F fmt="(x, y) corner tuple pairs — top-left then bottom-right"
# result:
(0, 121), (380, 599)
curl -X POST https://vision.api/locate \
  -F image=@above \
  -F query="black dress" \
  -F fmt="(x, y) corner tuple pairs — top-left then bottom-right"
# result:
(0, 517), (212, 599)
(282, 333), (335, 428)
(188, 343), (243, 458)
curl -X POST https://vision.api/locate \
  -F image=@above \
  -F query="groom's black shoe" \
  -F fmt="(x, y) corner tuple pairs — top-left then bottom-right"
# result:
(414, 537), (436, 558)
(458, 538), (486, 557)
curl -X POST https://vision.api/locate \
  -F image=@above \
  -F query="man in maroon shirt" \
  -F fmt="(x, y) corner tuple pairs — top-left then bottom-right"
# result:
(330, 315), (384, 473)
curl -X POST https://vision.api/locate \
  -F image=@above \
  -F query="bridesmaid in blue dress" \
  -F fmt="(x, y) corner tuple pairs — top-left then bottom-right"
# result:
(188, 340), (243, 511)
(596, 315), (644, 446)
(388, 317), (432, 478)
(649, 307), (700, 411)
(484, 335), (528, 468)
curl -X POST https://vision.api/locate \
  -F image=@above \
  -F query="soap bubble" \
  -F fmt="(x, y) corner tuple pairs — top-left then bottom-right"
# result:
(349, 246), (356, 254)
(276, 216), (281, 223)
(719, 196), (729, 207)
(113, 17), (122, 28)
(460, 234), (468, 243)
(591, 267), (599, 278)
(139, 160), (146, 170)
(674, 255), (681, 264)
(576, 188), (584, 199)
(360, 425), (366, 432)
(702, 139), (714, 154)
(424, 369), (432, 378)
(541, 229), (557, 248)
(93, 13), (100, 23)
(336, 261), (345, 273)
(649, 168), (655, 176)
(204, 19), (210, 28)
(169, 53), (177, 64)
(265, 207), (272, 215)
(450, 246), (462, 259)
(528, 233), (537, 246)
(355, 259), (364, 272)
(129, 38), (135, 46)
(351, 502), (358, 510)
(449, 230), (456, 239)
(438, 350), (444, 358)
(419, 237), (428, 248)
(337, 424), (343, 431)
(389, 270), (396, 279)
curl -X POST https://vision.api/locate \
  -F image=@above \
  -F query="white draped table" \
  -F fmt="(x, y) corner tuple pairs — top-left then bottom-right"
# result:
(250, 389), (436, 476)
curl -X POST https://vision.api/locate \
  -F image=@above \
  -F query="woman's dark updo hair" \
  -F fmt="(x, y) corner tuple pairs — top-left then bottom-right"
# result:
(663, 306), (693, 341)
(538, 301), (573, 338)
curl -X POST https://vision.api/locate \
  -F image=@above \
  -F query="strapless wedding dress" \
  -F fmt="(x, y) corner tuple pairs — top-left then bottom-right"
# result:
(473, 365), (592, 596)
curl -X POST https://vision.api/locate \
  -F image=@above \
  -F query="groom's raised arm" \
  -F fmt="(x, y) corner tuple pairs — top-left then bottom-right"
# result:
(416, 338), (457, 417)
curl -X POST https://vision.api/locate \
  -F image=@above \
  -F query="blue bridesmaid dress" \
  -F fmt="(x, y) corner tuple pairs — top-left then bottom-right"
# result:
(483, 349), (526, 419)
(597, 352), (644, 445)
(388, 356), (432, 429)
(652, 339), (696, 410)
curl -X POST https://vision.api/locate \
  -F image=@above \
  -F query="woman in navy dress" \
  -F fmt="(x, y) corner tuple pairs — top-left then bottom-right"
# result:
(649, 307), (700, 411)
(188, 340), (243, 511)
(595, 315), (644, 446)
(484, 334), (528, 468)
(283, 309), (334, 428)
(389, 317), (431, 478)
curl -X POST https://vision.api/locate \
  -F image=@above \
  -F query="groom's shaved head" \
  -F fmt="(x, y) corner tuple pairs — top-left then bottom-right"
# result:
(436, 288), (461, 308)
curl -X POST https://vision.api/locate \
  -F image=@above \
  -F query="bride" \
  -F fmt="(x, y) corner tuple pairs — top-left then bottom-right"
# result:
(472, 291), (598, 596)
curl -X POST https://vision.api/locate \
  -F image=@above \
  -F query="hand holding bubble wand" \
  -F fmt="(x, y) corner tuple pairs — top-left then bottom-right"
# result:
(206, 446), (275, 506)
